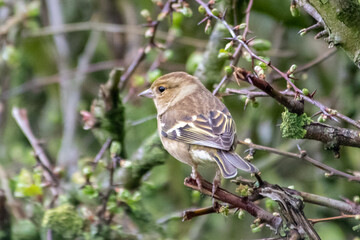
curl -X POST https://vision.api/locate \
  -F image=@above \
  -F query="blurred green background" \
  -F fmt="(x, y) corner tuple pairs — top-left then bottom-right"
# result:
(0, 0), (359, 239)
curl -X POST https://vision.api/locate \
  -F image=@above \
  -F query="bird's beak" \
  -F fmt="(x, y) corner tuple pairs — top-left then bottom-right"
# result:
(138, 88), (155, 99)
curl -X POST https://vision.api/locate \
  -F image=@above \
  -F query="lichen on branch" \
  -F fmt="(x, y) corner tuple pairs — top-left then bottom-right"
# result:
(280, 108), (312, 139)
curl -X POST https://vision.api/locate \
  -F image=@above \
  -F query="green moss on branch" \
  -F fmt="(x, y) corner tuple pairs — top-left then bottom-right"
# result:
(280, 108), (312, 139)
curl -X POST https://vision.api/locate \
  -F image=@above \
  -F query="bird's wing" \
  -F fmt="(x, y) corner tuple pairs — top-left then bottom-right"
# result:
(160, 108), (236, 151)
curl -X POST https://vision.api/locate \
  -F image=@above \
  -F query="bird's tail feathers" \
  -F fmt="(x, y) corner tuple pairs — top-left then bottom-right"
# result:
(211, 150), (259, 179)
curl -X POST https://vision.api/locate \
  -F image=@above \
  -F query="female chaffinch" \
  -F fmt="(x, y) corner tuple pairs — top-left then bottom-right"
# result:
(139, 72), (258, 194)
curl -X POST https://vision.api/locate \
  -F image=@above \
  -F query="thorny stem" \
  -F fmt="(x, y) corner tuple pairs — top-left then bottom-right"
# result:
(212, 0), (254, 95)
(194, 0), (302, 93)
(227, 87), (360, 130)
(238, 140), (360, 182)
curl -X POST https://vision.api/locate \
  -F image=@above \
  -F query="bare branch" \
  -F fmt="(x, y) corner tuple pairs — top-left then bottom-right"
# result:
(184, 177), (282, 231)
(12, 108), (60, 205)
(238, 140), (360, 182)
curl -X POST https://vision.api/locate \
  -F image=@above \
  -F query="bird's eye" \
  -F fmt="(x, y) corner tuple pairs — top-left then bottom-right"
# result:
(158, 86), (166, 92)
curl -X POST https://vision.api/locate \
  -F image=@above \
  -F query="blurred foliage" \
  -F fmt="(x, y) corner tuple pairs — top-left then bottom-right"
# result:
(0, 0), (360, 239)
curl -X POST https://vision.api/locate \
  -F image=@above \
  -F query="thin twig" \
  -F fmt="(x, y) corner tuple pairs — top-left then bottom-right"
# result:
(0, 60), (123, 101)
(93, 138), (112, 168)
(119, 0), (174, 91)
(182, 202), (225, 221)
(227, 87), (360, 130)
(12, 108), (60, 204)
(24, 22), (207, 48)
(194, 0), (302, 93)
(238, 140), (360, 182)
(212, 0), (254, 95)
(309, 214), (359, 224)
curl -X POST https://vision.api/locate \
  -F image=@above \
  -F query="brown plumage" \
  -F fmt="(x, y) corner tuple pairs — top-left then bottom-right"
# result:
(139, 72), (258, 192)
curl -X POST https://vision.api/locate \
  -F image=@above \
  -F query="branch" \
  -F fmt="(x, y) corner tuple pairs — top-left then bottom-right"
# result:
(226, 86), (360, 130)
(193, 0), (302, 93)
(24, 22), (207, 48)
(238, 140), (360, 182)
(182, 202), (224, 221)
(234, 177), (360, 214)
(212, 0), (254, 95)
(0, 10), (28, 36)
(309, 214), (359, 224)
(295, 0), (360, 68)
(184, 177), (282, 231)
(233, 67), (360, 149)
(12, 108), (60, 205)
(119, 0), (174, 91)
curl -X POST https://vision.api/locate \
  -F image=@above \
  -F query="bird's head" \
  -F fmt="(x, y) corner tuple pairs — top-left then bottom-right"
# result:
(138, 72), (201, 114)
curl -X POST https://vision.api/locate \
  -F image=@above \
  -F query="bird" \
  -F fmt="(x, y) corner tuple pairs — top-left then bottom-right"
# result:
(138, 72), (258, 195)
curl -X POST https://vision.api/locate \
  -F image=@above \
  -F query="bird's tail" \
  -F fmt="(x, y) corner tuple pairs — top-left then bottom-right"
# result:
(211, 150), (259, 179)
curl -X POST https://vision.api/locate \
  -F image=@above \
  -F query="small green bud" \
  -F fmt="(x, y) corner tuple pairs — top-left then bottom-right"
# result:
(110, 141), (122, 157)
(302, 88), (309, 96)
(243, 51), (252, 62)
(289, 64), (297, 73)
(324, 172), (331, 178)
(317, 114), (327, 123)
(163, 49), (174, 61)
(238, 23), (247, 29)
(240, 95), (248, 103)
(236, 184), (251, 197)
(217, 49), (230, 60)
(252, 101), (259, 108)
(204, 21), (212, 35)
(353, 195), (360, 203)
(198, 5), (206, 15)
(219, 206), (229, 216)
(191, 190), (201, 203)
(140, 9), (151, 19)
(148, 69), (162, 83)
(287, 185), (294, 189)
(250, 39), (272, 51)
(255, 56), (270, 70)
(82, 166), (93, 178)
(237, 35), (244, 41)
(238, 210), (245, 219)
(224, 41), (234, 52)
(251, 225), (263, 233)
(352, 224), (360, 232)
(329, 109), (337, 115)
(181, 7), (193, 17)
(224, 66), (233, 76)
(211, 8), (220, 17)
(290, 5), (300, 17)
(355, 215), (360, 220)
(254, 65), (265, 79)
(172, 12), (183, 27)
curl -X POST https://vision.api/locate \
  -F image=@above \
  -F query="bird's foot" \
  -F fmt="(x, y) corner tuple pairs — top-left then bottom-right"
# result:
(212, 169), (221, 199)
(191, 167), (203, 191)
